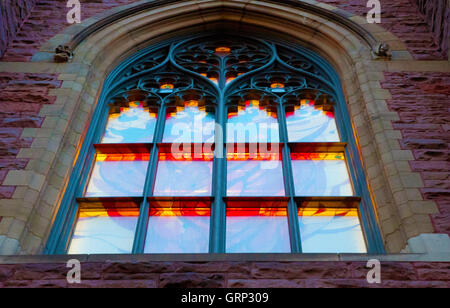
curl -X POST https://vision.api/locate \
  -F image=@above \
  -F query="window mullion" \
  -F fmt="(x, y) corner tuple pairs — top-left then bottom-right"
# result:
(210, 93), (227, 253)
(132, 103), (167, 254)
(277, 102), (303, 253)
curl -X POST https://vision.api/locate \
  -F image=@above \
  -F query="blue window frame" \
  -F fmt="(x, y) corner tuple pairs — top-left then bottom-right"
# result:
(45, 34), (385, 255)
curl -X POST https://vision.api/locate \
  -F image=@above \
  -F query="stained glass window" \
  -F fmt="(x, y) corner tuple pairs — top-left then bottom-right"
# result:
(298, 208), (367, 253)
(163, 100), (215, 143)
(56, 35), (381, 256)
(153, 145), (213, 196)
(286, 100), (339, 142)
(291, 152), (353, 197)
(144, 207), (210, 253)
(102, 101), (158, 144)
(226, 145), (285, 197)
(226, 206), (291, 253)
(227, 100), (279, 143)
(68, 202), (139, 254)
(85, 152), (149, 197)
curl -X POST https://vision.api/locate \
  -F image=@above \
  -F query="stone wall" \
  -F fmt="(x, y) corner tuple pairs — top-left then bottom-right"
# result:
(0, 73), (62, 200)
(414, 0), (449, 59)
(316, 0), (448, 60)
(1, 1), (448, 61)
(0, 260), (448, 288)
(1, 0), (139, 62)
(381, 72), (450, 236)
(0, 0), (37, 59)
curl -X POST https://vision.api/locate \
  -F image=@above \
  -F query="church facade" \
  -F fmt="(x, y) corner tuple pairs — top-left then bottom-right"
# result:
(0, 0), (448, 288)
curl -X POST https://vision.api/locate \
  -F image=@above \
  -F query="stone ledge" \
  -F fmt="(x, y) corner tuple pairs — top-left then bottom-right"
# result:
(0, 253), (449, 265)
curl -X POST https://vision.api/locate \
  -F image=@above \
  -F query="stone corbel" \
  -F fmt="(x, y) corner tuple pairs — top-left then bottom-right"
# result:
(54, 45), (73, 63)
(372, 42), (391, 59)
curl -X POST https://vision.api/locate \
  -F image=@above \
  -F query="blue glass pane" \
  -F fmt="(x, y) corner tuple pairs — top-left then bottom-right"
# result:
(227, 160), (285, 196)
(286, 100), (339, 142)
(102, 102), (157, 143)
(68, 209), (138, 254)
(226, 210), (290, 253)
(227, 100), (279, 143)
(163, 101), (215, 143)
(291, 153), (353, 196)
(153, 160), (213, 196)
(144, 210), (210, 253)
(298, 209), (367, 253)
(85, 154), (149, 197)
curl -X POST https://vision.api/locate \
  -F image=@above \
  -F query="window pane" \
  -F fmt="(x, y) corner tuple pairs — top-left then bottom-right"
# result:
(163, 101), (215, 143)
(153, 148), (213, 196)
(226, 208), (290, 253)
(144, 208), (210, 253)
(286, 100), (339, 142)
(291, 153), (353, 196)
(102, 101), (157, 143)
(227, 147), (285, 196)
(85, 153), (149, 197)
(298, 208), (367, 253)
(68, 204), (139, 254)
(227, 100), (279, 143)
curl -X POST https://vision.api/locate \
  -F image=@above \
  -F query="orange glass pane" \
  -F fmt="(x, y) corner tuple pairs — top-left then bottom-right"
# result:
(215, 46), (231, 55)
(160, 83), (174, 93)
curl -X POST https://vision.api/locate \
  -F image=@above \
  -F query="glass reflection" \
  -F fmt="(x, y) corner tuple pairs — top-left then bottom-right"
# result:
(227, 100), (279, 143)
(163, 100), (215, 143)
(85, 153), (149, 197)
(298, 208), (367, 253)
(144, 208), (210, 253)
(68, 206), (138, 254)
(153, 151), (213, 196)
(226, 208), (291, 253)
(286, 100), (339, 142)
(291, 153), (353, 196)
(102, 101), (157, 144)
(227, 152), (285, 197)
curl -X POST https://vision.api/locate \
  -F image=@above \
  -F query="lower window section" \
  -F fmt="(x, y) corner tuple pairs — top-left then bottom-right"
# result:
(226, 206), (291, 253)
(68, 202), (139, 255)
(144, 207), (210, 253)
(298, 208), (367, 253)
(67, 200), (367, 254)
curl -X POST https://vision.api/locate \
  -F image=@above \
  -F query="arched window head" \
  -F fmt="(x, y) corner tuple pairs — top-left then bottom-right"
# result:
(47, 35), (384, 255)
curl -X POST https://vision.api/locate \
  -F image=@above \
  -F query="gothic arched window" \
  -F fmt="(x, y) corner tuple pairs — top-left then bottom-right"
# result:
(47, 36), (384, 255)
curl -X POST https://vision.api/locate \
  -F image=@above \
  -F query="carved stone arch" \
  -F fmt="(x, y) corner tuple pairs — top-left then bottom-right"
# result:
(12, 0), (428, 255)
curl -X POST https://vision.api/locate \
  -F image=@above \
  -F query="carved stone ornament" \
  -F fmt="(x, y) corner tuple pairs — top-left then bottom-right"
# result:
(372, 42), (391, 59)
(54, 45), (73, 63)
